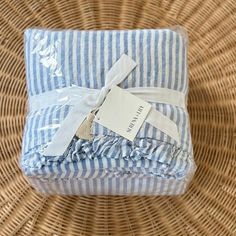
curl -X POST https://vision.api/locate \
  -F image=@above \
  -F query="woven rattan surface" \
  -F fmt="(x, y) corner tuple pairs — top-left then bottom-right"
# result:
(0, 0), (235, 235)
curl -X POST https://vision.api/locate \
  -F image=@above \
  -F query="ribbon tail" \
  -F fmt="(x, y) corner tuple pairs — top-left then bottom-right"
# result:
(42, 104), (92, 156)
(105, 54), (137, 87)
(146, 108), (181, 144)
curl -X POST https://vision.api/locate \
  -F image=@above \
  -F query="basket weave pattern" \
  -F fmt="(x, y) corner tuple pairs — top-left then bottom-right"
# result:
(0, 0), (235, 235)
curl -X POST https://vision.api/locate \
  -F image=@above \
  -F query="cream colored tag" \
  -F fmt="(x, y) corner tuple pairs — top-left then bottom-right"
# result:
(76, 113), (95, 140)
(94, 86), (151, 141)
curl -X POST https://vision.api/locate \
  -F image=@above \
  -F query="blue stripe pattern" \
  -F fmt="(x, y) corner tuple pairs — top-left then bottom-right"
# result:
(21, 28), (195, 195)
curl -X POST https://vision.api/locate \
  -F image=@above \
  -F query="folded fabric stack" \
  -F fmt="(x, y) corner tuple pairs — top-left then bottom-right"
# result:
(20, 28), (196, 195)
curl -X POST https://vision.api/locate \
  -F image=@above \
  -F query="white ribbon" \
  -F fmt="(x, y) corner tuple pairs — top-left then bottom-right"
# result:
(42, 54), (184, 156)
(29, 86), (186, 112)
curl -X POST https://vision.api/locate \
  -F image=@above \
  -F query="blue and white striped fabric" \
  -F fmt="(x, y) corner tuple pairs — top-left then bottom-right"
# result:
(21, 28), (196, 195)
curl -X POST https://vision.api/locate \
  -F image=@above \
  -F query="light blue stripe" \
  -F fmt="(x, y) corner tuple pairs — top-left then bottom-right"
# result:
(40, 30), (47, 93)
(131, 30), (136, 87)
(146, 30), (151, 87)
(81, 160), (87, 178)
(85, 175), (91, 195)
(32, 112), (41, 150)
(47, 31), (53, 91)
(92, 32), (98, 88)
(168, 31), (173, 89)
(68, 31), (73, 86)
(25, 30), (31, 94)
(77, 32), (81, 86)
(174, 34), (180, 90)
(108, 31), (113, 68)
(180, 37), (185, 92)
(154, 31), (158, 87)
(123, 31), (129, 88)
(61, 32), (66, 87)
(84, 31), (90, 87)
(108, 177), (112, 194)
(100, 31), (105, 86)
(116, 31), (120, 60)
(139, 31), (144, 87)
(54, 32), (60, 89)
(64, 162), (70, 178)
(97, 158), (104, 178)
(161, 31), (166, 87)
(32, 31), (42, 95)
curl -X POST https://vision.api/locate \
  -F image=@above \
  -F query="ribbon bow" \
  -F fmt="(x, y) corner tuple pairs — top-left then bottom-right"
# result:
(43, 54), (183, 156)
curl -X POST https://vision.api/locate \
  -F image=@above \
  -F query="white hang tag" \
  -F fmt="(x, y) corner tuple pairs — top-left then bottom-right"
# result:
(94, 86), (151, 141)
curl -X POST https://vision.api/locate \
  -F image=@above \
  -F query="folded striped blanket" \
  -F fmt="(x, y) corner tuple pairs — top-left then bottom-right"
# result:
(20, 28), (196, 195)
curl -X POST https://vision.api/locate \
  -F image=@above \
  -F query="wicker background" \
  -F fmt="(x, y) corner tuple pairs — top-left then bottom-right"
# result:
(0, 0), (235, 235)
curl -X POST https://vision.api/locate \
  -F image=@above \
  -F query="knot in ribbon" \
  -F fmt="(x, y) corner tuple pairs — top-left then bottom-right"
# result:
(85, 75), (119, 108)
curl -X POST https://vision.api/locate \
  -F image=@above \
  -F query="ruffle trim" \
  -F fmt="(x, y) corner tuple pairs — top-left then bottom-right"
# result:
(21, 136), (194, 179)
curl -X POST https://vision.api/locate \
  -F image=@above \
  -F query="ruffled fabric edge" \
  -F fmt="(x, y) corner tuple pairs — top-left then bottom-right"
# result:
(20, 135), (194, 179)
